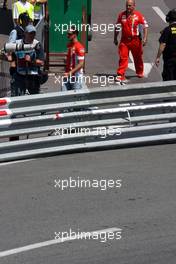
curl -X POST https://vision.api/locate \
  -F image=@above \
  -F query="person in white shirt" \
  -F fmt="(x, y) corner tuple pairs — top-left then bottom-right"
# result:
(29, 0), (47, 25)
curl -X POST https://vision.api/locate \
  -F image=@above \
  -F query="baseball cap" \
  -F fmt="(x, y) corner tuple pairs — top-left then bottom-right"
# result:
(25, 25), (36, 33)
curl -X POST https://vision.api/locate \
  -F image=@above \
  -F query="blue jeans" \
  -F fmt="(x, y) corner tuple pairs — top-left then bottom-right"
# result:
(61, 76), (85, 91)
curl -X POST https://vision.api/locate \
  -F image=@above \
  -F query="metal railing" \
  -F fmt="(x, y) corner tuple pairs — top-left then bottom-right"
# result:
(35, 4), (46, 48)
(0, 80), (176, 162)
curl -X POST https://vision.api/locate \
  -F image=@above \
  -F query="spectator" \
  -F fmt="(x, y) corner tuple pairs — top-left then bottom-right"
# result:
(8, 25), (44, 96)
(155, 9), (176, 81)
(114, 0), (148, 82)
(7, 12), (31, 92)
(13, 0), (34, 25)
(9, 12), (31, 43)
(62, 26), (85, 91)
(29, 0), (47, 26)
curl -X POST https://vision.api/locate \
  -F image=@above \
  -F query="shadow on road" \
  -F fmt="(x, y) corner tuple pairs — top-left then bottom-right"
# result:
(96, 73), (137, 79)
(0, 8), (14, 35)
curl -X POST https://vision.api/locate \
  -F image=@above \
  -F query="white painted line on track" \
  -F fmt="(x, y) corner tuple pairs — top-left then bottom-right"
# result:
(152, 7), (166, 23)
(0, 227), (121, 258)
(129, 53), (134, 63)
(0, 159), (36, 167)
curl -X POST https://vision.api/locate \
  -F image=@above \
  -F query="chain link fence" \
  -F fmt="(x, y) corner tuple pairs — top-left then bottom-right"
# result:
(0, 55), (10, 97)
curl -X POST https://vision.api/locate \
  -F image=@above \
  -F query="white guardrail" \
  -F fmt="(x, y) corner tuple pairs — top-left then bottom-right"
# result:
(0, 80), (176, 162)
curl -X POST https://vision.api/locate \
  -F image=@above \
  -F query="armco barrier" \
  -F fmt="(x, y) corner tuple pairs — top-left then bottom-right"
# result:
(0, 80), (176, 162)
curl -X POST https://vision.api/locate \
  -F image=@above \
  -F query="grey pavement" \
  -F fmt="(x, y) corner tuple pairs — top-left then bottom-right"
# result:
(0, 143), (176, 263)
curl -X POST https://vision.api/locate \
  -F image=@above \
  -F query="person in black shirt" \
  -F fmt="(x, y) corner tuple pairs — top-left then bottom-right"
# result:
(9, 25), (44, 96)
(3, 0), (7, 9)
(155, 9), (176, 80)
(9, 12), (30, 42)
(6, 12), (31, 85)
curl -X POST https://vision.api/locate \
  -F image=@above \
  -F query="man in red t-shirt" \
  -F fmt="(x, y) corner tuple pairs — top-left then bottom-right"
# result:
(62, 27), (85, 91)
(114, 0), (148, 82)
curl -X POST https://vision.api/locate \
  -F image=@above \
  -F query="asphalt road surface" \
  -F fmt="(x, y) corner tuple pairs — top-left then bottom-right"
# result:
(0, 0), (176, 263)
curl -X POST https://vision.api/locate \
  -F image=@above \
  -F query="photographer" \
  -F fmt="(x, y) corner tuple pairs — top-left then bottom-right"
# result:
(155, 9), (176, 81)
(8, 25), (44, 96)
(7, 12), (31, 80)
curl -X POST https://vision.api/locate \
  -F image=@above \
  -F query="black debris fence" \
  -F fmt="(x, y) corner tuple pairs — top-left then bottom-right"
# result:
(0, 54), (10, 97)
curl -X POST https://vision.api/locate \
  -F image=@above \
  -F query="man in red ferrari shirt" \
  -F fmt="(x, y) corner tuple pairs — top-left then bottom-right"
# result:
(62, 26), (85, 90)
(114, 0), (148, 82)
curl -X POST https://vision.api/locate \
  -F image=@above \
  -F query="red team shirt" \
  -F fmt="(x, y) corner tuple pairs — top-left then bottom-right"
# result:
(66, 41), (85, 77)
(117, 10), (148, 40)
